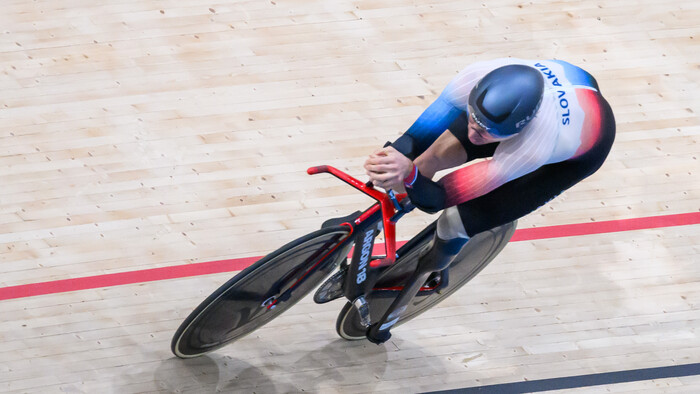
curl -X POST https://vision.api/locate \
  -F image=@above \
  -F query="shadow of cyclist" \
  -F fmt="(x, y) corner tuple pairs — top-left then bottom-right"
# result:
(154, 354), (290, 393)
(153, 338), (395, 392)
(219, 339), (392, 393)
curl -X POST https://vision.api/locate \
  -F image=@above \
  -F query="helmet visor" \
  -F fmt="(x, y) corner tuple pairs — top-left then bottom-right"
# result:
(468, 104), (508, 138)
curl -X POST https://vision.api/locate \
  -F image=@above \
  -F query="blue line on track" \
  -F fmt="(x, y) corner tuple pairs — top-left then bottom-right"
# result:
(422, 363), (700, 393)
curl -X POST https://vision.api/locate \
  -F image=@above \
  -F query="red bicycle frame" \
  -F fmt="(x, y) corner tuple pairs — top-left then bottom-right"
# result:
(307, 165), (407, 268)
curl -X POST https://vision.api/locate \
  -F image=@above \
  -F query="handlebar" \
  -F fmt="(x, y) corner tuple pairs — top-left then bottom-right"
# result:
(307, 165), (413, 267)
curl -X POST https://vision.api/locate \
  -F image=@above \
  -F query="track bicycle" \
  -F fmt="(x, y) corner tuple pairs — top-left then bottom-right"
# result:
(171, 165), (516, 358)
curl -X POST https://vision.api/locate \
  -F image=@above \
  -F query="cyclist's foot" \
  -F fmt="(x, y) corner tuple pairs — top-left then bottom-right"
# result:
(313, 260), (347, 304)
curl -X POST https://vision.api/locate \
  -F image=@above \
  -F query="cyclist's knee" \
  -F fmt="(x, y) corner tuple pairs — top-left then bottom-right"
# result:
(418, 235), (465, 272)
(437, 206), (470, 242)
(417, 208), (470, 273)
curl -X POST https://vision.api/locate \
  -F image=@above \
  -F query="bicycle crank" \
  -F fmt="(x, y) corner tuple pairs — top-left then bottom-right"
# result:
(313, 266), (346, 304)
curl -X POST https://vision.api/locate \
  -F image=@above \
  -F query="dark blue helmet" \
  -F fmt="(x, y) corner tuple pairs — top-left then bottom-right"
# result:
(468, 64), (545, 138)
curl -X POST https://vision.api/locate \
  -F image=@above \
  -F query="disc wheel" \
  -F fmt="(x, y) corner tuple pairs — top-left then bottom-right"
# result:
(336, 221), (516, 340)
(172, 226), (351, 358)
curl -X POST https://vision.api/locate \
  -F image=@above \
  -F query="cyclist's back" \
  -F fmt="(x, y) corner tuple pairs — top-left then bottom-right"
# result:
(386, 58), (615, 236)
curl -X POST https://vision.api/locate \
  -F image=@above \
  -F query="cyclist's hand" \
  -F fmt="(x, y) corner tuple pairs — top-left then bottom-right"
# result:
(364, 146), (413, 191)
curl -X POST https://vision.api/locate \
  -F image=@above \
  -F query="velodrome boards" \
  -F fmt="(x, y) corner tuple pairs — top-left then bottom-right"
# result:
(1, 0), (699, 392)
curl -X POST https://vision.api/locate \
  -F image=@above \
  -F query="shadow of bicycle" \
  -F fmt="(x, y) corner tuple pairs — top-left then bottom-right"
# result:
(154, 354), (283, 393)
(153, 338), (400, 393)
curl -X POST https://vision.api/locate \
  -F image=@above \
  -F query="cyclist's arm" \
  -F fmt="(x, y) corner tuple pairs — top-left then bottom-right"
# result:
(401, 132), (468, 212)
(440, 119), (561, 206)
(391, 93), (462, 160)
(365, 131), (467, 195)
(391, 62), (490, 160)
(406, 126), (557, 213)
(414, 131), (467, 179)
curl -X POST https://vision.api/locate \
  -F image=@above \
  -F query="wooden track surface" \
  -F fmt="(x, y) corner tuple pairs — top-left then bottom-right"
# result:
(1, 0), (698, 392)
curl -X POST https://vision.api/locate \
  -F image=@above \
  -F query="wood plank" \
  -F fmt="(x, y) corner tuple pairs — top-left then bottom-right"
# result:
(1, 0), (699, 392)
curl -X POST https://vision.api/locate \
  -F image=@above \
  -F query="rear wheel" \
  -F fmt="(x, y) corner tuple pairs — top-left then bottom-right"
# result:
(172, 226), (351, 358)
(336, 221), (516, 340)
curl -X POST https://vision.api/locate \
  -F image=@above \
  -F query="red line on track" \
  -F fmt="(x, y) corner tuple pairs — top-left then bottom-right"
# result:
(510, 211), (700, 241)
(1, 212), (698, 301)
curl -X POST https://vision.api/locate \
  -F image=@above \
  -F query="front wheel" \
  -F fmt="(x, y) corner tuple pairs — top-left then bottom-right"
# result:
(172, 226), (351, 358)
(336, 221), (516, 340)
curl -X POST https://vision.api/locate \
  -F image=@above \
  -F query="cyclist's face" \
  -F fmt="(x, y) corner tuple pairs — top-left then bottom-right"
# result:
(467, 115), (515, 145)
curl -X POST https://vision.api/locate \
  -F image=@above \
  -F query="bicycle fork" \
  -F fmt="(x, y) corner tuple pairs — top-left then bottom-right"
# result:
(343, 221), (385, 327)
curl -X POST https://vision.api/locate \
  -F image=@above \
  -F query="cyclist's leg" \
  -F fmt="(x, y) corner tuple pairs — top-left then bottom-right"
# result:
(457, 160), (599, 236)
(455, 94), (615, 235)
(437, 205), (470, 240)
(411, 155), (607, 318)
(425, 208), (470, 268)
(419, 207), (470, 289)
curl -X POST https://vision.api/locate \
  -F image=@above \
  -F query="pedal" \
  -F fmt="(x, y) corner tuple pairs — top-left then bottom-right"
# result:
(313, 264), (347, 304)
(352, 296), (372, 328)
(423, 269), (449, 294)
(424, 272), (441, 288)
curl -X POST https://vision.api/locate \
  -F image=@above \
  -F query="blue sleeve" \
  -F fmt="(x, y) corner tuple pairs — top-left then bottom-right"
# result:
(391, 93), (463, 160)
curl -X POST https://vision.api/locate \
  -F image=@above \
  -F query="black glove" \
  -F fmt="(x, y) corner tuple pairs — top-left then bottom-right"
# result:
(404, 169), (446, 214)
(389, 134), (418, 160)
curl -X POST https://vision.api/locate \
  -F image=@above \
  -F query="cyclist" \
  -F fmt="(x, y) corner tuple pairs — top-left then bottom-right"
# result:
(363, 58), (615, 343)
